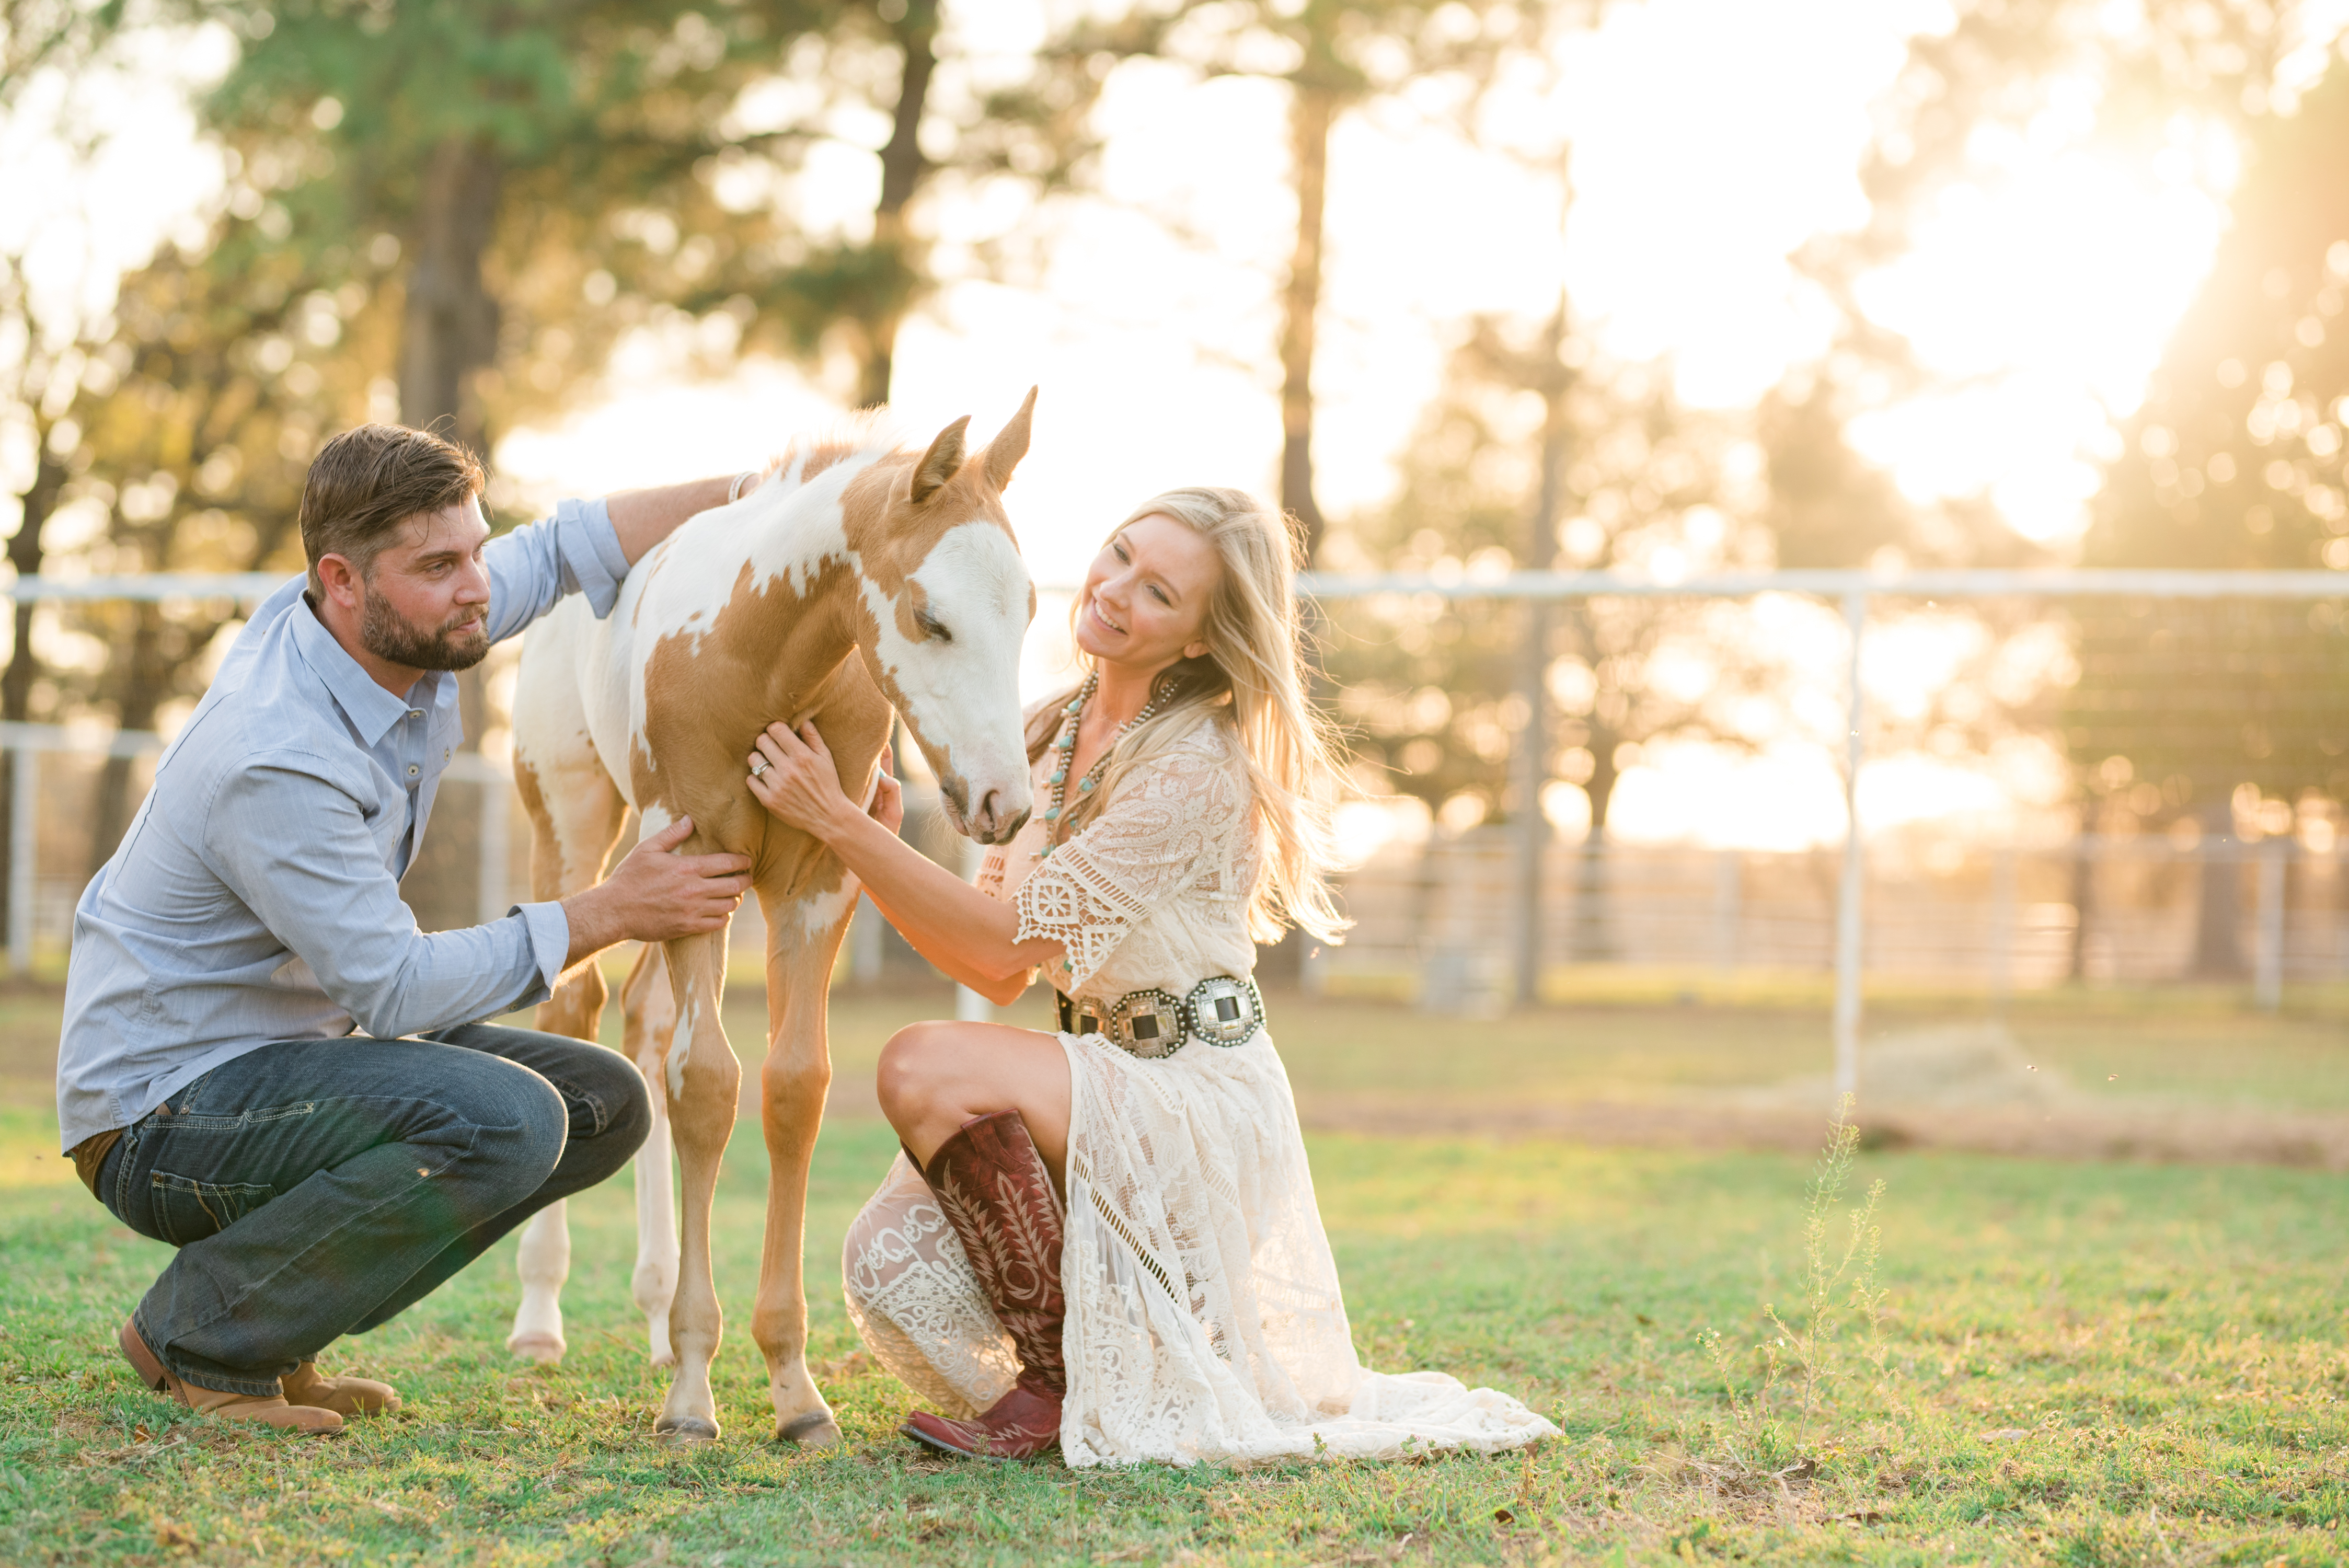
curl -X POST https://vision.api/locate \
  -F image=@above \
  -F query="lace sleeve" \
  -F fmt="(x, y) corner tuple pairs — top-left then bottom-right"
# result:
(1014, 726), (1245, 991)
(974, 846), (1008, 901)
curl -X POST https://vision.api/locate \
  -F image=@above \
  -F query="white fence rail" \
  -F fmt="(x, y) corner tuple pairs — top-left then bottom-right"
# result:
(3, 568), (2342, 1102)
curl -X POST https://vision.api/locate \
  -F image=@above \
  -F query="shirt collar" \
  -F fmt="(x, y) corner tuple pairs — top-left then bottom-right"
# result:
(289, 597), (422, 748)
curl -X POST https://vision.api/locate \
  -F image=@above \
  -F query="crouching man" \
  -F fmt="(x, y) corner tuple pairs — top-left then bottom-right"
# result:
(57, 423), (755, 1435)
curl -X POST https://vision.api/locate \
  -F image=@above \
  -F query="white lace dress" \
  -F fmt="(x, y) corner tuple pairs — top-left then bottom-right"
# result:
(842, 718), (1559, 1466)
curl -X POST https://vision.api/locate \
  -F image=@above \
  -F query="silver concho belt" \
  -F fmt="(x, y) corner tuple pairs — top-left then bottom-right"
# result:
(1056, 975), (1265, 1059)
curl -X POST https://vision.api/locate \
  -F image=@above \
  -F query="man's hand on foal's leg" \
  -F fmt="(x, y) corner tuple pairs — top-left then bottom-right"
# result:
(560, 816), (752, 969)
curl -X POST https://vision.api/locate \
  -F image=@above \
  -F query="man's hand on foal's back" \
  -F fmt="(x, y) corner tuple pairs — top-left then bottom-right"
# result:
(559, 817), (752, 968)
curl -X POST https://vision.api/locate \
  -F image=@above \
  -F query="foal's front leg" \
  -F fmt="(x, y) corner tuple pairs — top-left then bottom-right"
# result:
(653, 929), (740, 1444)
(751, 887), (855, 1446)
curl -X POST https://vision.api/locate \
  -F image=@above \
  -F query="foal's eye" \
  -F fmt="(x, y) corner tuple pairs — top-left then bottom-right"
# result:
(917, 610), (952, 643)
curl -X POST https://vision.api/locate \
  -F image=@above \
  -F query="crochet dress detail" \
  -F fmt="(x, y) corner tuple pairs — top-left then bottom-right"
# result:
(842, 718), (1560, 1465)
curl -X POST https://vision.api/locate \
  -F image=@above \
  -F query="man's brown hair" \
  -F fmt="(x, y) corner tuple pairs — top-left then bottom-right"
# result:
(299, 423), (486, 603)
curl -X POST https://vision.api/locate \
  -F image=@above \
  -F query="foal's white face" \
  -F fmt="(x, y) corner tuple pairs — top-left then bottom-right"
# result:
(865, 520), (1036, 844)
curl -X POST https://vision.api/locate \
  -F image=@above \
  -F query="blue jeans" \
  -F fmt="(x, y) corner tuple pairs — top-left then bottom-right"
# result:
(93, 1023), (651, 1396)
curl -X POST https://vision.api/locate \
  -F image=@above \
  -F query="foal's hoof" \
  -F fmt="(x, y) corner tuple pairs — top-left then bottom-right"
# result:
(654, 1415), (721, 1446)
(775, 1411), (843, 1448)
(506, 1332), (566, 1364)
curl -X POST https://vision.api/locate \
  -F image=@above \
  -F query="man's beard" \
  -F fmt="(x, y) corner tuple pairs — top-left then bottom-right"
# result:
(359, 587), (490, 673)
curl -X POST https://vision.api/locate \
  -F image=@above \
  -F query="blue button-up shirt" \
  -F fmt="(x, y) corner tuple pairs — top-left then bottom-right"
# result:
(55, 498), (631, 1151)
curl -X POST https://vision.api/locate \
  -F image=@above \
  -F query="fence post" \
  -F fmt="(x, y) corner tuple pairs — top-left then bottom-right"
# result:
(1988, 846), (2017, 1011)
(8, 743), (34, 978)
(2254, 839), (2287, 1012)
(1832, 592), (1867, 1105)
(1512, 598), (1548, 1008)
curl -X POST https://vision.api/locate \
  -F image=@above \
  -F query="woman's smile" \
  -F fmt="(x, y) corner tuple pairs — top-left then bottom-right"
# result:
(1088, 598), (1128, 637)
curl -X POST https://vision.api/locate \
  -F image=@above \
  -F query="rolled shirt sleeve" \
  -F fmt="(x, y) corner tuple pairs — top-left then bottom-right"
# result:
(200, 755), (567, 1038)
(482, 496), (631, 643)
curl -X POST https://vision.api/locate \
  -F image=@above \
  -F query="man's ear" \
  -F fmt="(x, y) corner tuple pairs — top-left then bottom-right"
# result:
(315, 554), (365, 610)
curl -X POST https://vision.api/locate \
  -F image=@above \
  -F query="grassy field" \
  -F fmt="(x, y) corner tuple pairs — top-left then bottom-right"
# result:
(2, 980), (2346, 1565)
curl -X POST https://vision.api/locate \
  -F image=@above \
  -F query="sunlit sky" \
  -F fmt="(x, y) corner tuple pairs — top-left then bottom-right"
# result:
(11, 0), (2349, 850)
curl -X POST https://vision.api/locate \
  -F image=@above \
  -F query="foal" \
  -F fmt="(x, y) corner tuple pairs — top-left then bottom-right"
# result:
(503, 395), (1038, 1443)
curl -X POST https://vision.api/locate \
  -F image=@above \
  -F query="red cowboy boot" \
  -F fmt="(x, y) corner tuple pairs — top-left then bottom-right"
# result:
(900, 1112), (1067, 1461)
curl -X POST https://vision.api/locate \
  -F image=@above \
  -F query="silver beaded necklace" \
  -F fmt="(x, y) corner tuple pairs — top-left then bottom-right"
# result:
(1033, 670), (1162, 860)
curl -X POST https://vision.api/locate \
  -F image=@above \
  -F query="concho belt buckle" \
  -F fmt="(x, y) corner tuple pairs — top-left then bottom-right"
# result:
(1058, 993), (1106, 1039)
(1107, 988), (1185, 1059)
(1185, 975), (1264, 1047)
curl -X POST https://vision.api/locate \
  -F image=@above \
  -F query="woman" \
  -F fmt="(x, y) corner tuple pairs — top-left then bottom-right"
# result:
(745, 486), (1556, 1466)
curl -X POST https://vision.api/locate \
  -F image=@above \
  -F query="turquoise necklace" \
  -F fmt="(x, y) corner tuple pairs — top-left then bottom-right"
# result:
(1033, 670), (1160, 860)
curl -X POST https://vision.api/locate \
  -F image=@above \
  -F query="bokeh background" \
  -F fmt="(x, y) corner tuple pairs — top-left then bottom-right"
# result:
(5, 0), (2349, 1108)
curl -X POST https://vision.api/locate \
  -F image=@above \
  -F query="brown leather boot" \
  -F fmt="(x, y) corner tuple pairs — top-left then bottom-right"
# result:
(118, 1320), (342, 1437)
(282, 1361), (401, 1419)
(901, 1112), (1067, 1461)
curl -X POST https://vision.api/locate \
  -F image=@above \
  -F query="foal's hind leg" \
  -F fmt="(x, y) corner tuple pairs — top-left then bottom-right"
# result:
(506, 751), (628, 1363)
(751, 885), (855, 1446)
(620, 942), (681, 1367)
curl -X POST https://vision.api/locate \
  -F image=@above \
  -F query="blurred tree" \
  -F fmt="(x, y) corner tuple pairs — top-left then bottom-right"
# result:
(59, 207), (377, 870)
(204, 0), (851, 449)
(0, 0), (169, 944)
(1784, 0), (2343, 980)
(2067, 61), (2349, 976)
(202, 0), (1101, 436)
(1060, 0), (1567, 560)
(1322, 312), (1797, 957)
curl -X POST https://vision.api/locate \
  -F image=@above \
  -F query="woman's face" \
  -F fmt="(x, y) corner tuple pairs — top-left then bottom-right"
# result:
(1075, 512), (1220, 673)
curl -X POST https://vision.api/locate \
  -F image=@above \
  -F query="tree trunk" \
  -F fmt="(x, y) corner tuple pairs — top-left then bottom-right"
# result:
(2190, 798), (2246, 978)
(0, 445), (65, 950)
(2066, 829), (2095, 981)
(1573, 727), (1619, 962)
(1279, 82), (1334, 562)
(398, 136), (503, 453)
(398, 135), (504, 771)
(857, 0), (939, 411)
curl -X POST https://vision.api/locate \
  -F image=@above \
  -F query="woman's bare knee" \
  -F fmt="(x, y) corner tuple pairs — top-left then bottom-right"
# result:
(876, 1021), (958, 1128)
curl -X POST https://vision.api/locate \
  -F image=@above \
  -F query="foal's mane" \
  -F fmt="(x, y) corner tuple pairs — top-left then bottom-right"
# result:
(756, 411), (906, 494)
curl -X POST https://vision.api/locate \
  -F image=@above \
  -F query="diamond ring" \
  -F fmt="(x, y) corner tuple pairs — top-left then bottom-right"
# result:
(750, 758), (769, 778)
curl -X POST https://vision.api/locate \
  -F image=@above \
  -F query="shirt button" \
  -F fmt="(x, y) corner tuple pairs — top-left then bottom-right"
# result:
(407, 765), (420, 777)
(408, 709), (422, 719)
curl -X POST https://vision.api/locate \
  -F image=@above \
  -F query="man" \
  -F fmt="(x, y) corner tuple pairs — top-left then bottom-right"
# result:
(57, 423), (756, 1435)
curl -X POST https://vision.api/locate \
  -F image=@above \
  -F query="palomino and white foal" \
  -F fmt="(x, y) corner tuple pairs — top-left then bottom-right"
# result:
(501, 395), (1038, 1444)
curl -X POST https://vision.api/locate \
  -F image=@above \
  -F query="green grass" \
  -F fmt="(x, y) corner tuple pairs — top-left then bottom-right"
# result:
(6, 979), (2347, 1564)
(5, 1089), (2349, 1565)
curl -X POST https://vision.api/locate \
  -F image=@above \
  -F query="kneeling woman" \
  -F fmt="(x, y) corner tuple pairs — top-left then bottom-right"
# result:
(745, 487), (1557, 1466)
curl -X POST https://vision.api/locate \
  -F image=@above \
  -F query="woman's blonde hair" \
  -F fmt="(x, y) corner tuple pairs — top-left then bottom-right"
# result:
(1030, 486), (1350, 945)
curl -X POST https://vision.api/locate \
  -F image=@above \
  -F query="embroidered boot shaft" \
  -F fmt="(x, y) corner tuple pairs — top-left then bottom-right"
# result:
(901, 1111), (1067, 1460)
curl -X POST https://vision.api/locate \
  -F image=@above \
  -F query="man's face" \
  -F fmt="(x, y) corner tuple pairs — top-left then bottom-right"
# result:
(352, 498), (494, 673)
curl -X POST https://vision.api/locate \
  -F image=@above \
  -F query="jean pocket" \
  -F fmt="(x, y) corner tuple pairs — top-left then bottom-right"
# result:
(149, 1171), (278, 1246)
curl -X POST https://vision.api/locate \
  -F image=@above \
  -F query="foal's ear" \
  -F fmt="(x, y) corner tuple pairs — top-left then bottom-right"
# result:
(909, 416), (971, 505)
(983, 385), (1038, 491)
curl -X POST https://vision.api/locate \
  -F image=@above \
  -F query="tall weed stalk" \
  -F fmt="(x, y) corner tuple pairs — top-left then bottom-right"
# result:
(1698, 1094), (1889, 1484)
